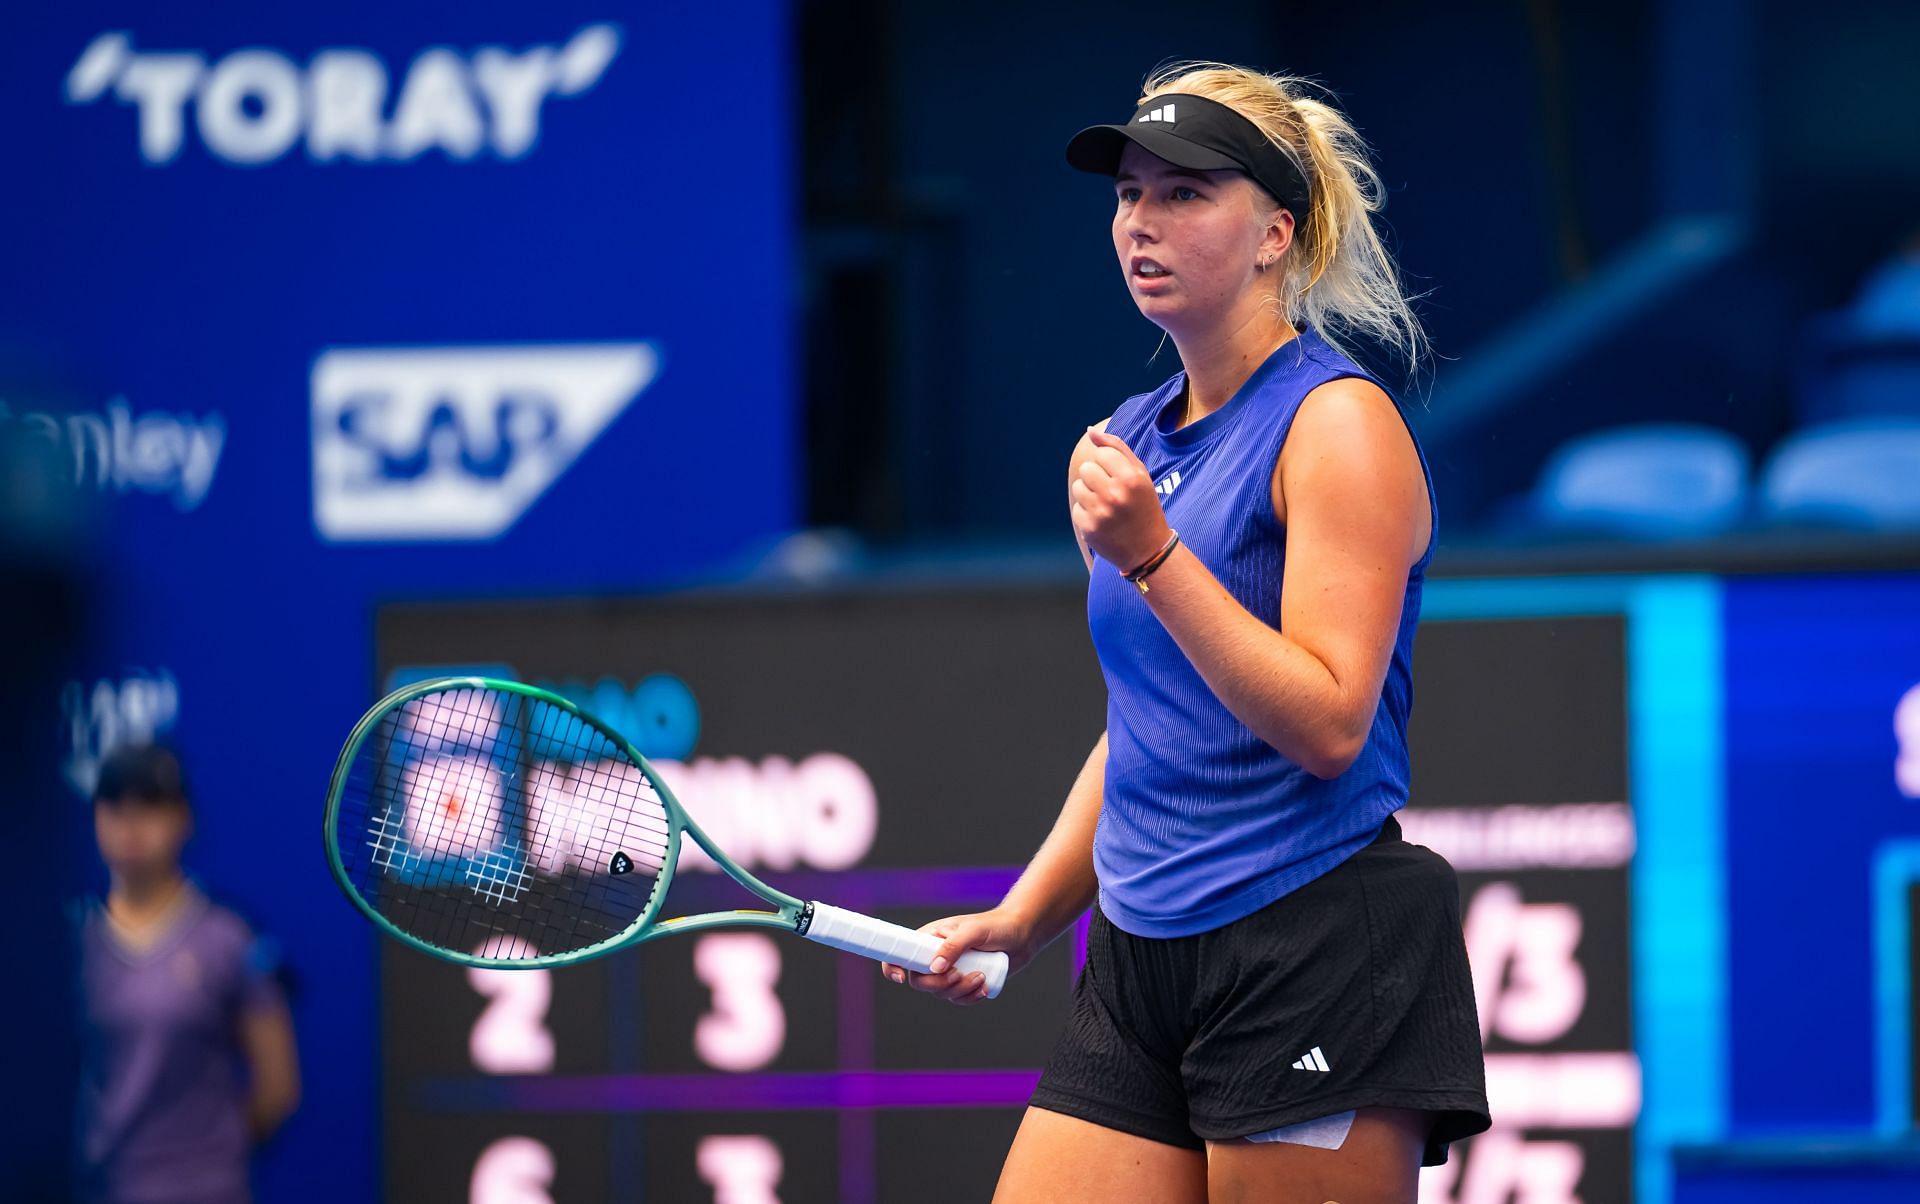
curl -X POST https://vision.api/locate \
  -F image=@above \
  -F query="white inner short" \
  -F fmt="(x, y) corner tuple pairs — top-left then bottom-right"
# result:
(1239, 1109), (1356, 1150)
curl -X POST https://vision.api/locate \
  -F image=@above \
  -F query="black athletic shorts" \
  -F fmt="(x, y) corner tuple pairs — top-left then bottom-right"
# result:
(1030, 817), (1491, 1166)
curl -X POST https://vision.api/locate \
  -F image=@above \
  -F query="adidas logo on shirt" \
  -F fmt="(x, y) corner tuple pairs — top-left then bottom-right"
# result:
(1291, 1046), (1331, 1073)
(1136, 104), (1177, 124)
(1154, 470), (1184, 499)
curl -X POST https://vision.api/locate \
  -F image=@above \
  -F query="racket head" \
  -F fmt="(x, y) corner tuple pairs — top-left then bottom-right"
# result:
(324, 676), (686, 969)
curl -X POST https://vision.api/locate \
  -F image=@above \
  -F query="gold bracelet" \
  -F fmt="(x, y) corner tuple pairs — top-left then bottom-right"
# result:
(1123, 530), (1181, 595)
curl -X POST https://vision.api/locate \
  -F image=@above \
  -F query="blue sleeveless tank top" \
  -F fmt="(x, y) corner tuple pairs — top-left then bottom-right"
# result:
(1088, 329), (1437, 938)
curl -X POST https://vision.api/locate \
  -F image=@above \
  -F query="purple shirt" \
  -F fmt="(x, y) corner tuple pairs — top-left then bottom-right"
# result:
(76, 885), (282, 1204)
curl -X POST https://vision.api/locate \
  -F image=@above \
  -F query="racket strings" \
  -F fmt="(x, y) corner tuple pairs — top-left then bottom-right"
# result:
(333, 685), (673, 963)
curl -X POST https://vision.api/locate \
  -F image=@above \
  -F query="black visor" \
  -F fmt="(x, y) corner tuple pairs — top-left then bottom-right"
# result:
(1065, 92), (1310, 217)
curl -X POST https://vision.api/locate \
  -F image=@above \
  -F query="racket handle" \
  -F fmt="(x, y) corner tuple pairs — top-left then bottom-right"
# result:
(801, 902), (1009, 999)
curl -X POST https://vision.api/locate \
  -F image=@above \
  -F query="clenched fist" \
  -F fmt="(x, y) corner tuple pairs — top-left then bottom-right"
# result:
(1071, 429), (1174, 571)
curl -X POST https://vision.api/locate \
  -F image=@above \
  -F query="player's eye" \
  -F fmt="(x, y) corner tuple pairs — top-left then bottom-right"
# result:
(1172, 186), (1200, 202)
(1117, 187), (1142, 204)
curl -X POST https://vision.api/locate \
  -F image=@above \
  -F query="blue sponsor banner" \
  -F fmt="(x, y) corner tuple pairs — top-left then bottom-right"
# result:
(0, 4), (791, 1200)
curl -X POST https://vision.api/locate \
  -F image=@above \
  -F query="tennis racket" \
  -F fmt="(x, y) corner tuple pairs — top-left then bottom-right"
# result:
(323, 675), (1008, 996)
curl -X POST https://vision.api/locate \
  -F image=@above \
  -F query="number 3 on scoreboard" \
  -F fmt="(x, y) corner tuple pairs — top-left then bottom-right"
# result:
(694, 933), (785, 1071)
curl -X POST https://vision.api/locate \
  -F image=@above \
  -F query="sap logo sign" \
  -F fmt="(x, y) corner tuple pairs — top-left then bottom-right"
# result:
(64, 25), (619, 166)
(312, 342), (659, 541)
(63, 670), (180, 797)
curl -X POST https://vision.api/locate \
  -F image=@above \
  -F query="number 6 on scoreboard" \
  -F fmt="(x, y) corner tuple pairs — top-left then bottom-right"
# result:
(323, 677), (1009, 996)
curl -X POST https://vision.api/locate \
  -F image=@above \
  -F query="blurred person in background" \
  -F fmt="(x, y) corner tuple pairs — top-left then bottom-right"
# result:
(76, 744), (298, 1204)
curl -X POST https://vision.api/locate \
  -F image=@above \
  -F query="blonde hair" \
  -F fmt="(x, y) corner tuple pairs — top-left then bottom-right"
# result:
(1139, 62), (1427, 380)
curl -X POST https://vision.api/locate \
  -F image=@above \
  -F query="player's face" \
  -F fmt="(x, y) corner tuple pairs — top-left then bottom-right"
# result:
(95, 797), (191, 878)
(1111, 143), (1287, 337)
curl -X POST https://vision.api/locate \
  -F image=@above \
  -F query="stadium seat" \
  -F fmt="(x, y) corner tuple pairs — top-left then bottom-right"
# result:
(1796, 315), (1920, 423)
(1759, 418), (1920, 530)
(1518, 423), (1751, 541)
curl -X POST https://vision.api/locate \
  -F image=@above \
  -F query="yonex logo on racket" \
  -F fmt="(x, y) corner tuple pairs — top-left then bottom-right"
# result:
(311, 342), (661, 541)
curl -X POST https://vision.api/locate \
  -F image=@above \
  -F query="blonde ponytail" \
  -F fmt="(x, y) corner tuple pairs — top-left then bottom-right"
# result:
(1139, 63), (1428, 381)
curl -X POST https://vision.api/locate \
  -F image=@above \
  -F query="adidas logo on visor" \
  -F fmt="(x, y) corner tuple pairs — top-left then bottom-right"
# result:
(1136, 104), (1176, 124)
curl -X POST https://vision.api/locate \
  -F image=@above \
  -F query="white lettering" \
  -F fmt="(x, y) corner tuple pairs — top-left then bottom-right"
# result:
(661, 753), (879, 874)
(61, 670), (180, 796)
(310, 343), (657, 542)
(1397, 802), (1635, 871)
(1421, 1126), (1584, 1204)
(197, 50), (304, 163)
(65, 27), (622, 167)
(794, 753), (879, 871)
(66, 32), (132, 103)
(551, 24), (621, 95)
(470, 47), (553, 158)
(1463, 882), (1587, 1045)
(1482, 1052), (1641, 1129)
(1896, 682), (1920, 798)
(306, 50), (387, 160)
(114, 53), (203, 163)
(178, 417), (226, 508)
(0, 398), (225, 510)
(386, 49), (484, 160)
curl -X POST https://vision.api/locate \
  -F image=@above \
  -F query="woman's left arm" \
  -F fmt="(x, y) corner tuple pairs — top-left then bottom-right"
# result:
(1072, 378), (1428, 779)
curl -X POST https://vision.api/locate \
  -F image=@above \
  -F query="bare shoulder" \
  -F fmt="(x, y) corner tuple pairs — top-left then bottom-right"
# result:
(1273, 377), (1430, 559)
(1281, 377), (1408, 468)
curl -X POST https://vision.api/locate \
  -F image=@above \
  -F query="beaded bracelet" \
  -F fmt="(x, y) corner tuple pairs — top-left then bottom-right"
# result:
(1122, 530), (1181, 595)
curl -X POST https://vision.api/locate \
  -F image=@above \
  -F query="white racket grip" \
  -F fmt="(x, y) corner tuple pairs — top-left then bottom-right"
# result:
(802, 902), (1009, 999)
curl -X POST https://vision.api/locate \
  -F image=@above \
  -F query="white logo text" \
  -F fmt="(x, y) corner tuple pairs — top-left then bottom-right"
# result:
(311, 342), (659, 542)
(65, 25), (620, 166)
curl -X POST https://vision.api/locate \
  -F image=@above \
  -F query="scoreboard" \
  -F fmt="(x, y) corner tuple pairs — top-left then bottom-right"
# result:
(1402, 617), (1636, 1204)
(377, 587), (1102, 1202)
(375, 583), (1640, 1203)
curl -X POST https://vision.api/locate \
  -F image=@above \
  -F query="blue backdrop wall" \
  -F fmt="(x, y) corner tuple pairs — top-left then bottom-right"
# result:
(1, 5), (794, 1199)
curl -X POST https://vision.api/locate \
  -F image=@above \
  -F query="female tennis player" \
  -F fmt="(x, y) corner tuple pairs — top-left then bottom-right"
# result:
(882, 64), (1490, 1202)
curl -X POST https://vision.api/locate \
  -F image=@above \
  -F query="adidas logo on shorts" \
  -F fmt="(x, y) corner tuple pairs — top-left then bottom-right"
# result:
(1290, 1045), (1331, 1072)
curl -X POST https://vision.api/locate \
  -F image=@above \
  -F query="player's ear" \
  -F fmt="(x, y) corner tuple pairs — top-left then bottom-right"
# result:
(1258, 204), (1295, 265)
